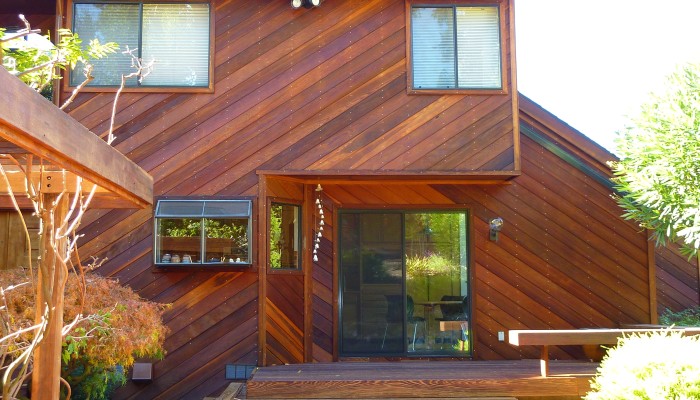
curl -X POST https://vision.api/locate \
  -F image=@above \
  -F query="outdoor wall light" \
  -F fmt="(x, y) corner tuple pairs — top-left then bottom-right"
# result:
(489, 217), (503, 241)
(291, 0), (321, 9)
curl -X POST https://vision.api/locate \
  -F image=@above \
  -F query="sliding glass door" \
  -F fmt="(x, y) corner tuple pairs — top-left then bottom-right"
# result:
(339, 210), (470, 357)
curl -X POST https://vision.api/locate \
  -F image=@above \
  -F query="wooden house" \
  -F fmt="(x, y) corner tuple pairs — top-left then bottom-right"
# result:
(1, 0), (699, 398)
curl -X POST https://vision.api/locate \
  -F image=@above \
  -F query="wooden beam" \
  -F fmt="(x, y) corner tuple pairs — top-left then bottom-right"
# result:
(32, 193), (67, 400)
(647, 232), (658, 324)
(256, 170), (520, 185)
(0, 68), (152, 208)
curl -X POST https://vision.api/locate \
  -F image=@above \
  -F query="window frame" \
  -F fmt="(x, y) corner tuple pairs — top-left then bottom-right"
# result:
(405, 0), (508, 95)
(65, 0), (214, 93)
(153, 197), (255, 270)
(267, 198), (303, 274)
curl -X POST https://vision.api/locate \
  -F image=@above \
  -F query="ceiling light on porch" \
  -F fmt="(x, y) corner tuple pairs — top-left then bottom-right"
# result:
(291, 0), (322, 9)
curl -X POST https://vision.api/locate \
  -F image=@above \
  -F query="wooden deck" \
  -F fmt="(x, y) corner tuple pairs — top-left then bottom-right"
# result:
(246, 360), (597, 399)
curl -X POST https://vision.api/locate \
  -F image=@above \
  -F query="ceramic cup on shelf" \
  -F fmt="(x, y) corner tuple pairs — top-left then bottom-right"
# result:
(182, 254), (192, 263)
(161, 253), (171, 263)
(171, 254), (181, 263)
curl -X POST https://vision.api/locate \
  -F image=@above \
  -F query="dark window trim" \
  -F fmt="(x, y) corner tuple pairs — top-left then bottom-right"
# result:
(405, 0), (508, 95)
(267, 197), (304, 275)
(65, 0), (214, 93)
(153, 196), (257, 272)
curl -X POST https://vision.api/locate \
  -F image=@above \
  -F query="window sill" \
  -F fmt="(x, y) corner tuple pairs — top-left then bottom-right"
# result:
(154, 263), (255, 273)
(407, 88), (508, 96)
(64, 84), (214, 94)
(267, 268), (304, 275)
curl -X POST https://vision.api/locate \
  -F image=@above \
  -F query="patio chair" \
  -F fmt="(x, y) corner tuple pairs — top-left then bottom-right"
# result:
(381, 295), (426, 351)
(436, 295), (469, 350)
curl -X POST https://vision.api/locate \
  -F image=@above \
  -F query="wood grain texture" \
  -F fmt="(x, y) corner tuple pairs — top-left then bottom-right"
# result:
(5, 1), (692, 397)
(247, 360), (595, 399)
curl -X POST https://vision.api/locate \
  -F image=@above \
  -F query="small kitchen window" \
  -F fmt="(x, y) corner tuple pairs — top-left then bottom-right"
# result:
(154, 199), (251, 266)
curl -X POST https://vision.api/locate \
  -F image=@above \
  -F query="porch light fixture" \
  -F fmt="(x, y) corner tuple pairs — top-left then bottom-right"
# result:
(291, 0), (321, 9)
(489, 217), (503, 242)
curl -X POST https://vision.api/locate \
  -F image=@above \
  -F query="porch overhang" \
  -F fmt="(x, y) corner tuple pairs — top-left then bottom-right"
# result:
(257, 170), (520, 185)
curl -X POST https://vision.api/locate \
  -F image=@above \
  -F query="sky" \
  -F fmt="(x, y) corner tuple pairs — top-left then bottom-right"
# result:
(515, 0), (700, 154)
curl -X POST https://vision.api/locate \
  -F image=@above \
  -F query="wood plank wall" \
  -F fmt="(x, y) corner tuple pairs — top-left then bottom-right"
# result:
(315, 132), (652, 362)
(264, 179), (305, 366)
(2, 0), (691, 398)
(37, 0), (518, 395)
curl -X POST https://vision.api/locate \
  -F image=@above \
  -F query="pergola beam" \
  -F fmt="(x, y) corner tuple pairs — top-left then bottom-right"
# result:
(0, 68), (152, 208)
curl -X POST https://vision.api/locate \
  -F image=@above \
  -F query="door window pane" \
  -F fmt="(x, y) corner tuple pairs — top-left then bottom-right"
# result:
(405, 212), (469, 355)
(340, 213), (403, 355)
(339, 211), (470, 357)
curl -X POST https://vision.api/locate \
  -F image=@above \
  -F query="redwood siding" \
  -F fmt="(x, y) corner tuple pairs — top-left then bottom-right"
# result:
(314, 133), (650, 361)
(2, 0), (695, 398)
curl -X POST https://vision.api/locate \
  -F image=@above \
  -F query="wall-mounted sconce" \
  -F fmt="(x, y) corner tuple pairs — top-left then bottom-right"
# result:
(291, 0), (322, 9)
(489, 217), (503, 241)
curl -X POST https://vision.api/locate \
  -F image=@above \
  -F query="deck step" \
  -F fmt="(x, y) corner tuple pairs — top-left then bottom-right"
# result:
(204, 382), (243, 400)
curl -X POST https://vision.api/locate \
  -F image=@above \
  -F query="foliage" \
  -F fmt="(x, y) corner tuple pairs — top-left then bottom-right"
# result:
(269, 205), (283, 268)
(586, 331), (700, 400)
(1, 24), (118, 97)
(659, 306), (700, 327)
(613, 63), (700, 257)
(406, 253), (460, 278)
(0, 269), (169, 399)
(163, 218), (247, 241)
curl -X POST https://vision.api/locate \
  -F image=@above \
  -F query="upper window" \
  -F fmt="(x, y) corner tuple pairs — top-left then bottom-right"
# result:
(410, 4), (502, 90)
(154, 200), (251, 266)
(70, 1), (211, 88)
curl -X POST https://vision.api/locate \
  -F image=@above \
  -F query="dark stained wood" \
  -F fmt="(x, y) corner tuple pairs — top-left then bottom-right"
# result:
(247, 360), (595, 399)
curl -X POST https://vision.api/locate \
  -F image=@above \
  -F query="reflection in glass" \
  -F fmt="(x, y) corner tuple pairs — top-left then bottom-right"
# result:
(339, 211), (470, 357)
(270, 203), (300, 269)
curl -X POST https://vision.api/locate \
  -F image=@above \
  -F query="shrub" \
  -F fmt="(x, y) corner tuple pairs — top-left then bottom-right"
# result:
(660, 306), (700, 327)
(0, 269), (169, 399)
(585, 331), (700, 400)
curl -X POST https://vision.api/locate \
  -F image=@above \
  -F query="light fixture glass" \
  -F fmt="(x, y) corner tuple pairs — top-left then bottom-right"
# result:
(291, 0), (302, 9)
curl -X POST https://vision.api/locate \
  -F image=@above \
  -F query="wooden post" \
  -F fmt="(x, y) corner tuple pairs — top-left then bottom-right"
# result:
(31, 193), (68, 400)
(540, 345), (549, 377)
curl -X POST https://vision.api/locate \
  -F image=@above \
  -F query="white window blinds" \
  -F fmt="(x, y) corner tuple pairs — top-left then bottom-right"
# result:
(411, 5), (501, 90)
(142, 4), (210, 87)
(456, 7), (501, 89)
(412, 7), (456, 89)
(71, 3), (140, 86)
(71, 2), (210, 88)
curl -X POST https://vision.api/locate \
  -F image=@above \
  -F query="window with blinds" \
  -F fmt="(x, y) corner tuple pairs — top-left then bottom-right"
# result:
(71, 1), (210, 88)
(411, 5), (501, 90)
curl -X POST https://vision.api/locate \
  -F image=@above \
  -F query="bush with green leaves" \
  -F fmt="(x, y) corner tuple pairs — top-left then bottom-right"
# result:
(586, 331), (700, 400)
(1, 22), (117, 99)
(660, 306), (700, 327)
(613, 63), (700, 257)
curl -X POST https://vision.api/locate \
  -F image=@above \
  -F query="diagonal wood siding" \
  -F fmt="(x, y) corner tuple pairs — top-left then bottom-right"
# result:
(1, 0), (688, 397)
(314, 132), (651, 362)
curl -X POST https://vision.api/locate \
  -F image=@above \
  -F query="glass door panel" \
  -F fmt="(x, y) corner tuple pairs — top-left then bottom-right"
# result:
(339, 210), (470, 357)
(405, 212), (469, 355)
(340, 213), (403, 355)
